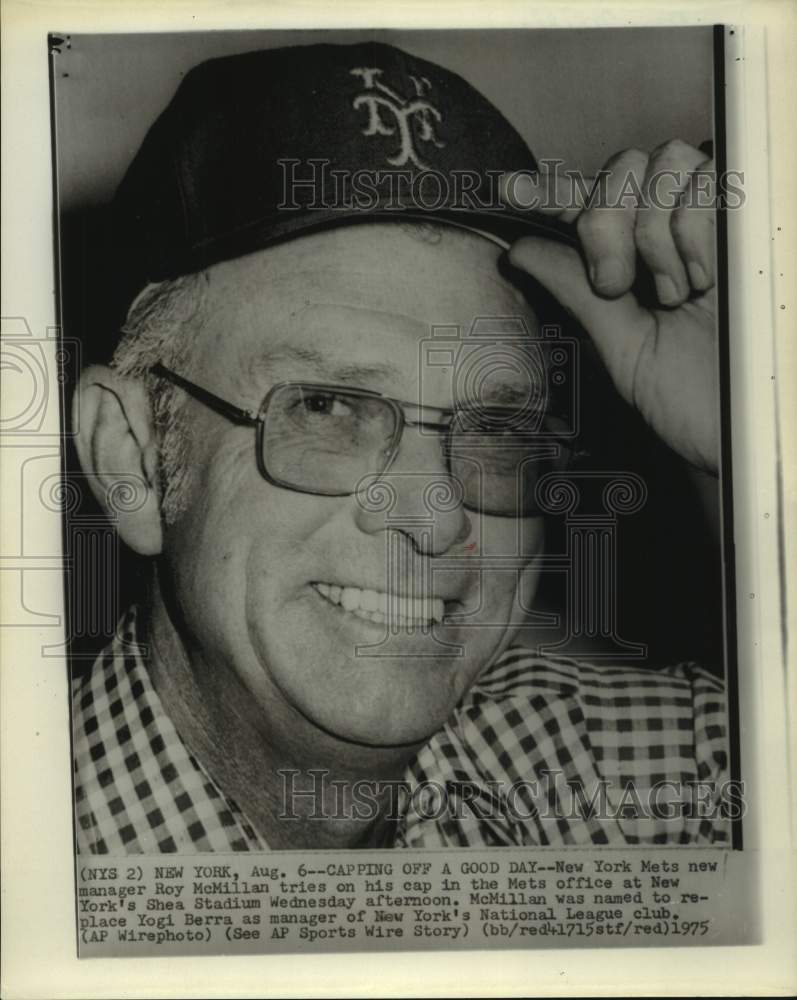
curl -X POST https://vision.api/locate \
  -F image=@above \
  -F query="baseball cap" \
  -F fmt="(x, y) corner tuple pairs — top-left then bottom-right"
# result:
(110, 41), (576, 317)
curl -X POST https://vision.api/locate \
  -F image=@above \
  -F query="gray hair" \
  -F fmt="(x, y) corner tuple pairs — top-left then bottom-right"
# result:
(111, 272), (208, 524)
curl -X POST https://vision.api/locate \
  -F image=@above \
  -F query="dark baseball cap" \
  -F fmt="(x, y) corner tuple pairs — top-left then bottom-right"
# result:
(110, 41), (576, 315)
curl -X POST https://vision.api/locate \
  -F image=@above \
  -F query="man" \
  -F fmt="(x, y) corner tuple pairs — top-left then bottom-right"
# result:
(71, 42), (728, 852)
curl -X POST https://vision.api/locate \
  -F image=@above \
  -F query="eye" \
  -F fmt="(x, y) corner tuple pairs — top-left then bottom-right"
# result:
(301, 392), (354, 417)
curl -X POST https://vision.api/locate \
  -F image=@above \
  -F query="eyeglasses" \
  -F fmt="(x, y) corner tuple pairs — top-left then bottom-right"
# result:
(151, 362), (579, 517)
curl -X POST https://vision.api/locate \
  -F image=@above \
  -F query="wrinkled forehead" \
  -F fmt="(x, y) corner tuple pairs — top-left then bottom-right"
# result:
(193, 222), (546, 404)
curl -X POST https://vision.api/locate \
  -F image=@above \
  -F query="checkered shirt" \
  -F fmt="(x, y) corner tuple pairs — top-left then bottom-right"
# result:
(73, 607), (730, 852)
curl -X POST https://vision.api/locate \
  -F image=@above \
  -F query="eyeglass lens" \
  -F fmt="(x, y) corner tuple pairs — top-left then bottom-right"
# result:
(260, 385), (563, 516)
(261, 386), (399, 494)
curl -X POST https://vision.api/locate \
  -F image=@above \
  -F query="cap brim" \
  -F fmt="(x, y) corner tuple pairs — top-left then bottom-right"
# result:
(178, 204), (578, 279)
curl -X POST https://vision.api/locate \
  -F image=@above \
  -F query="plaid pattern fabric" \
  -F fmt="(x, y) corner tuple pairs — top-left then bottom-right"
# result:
(73, 607), (730, 853)
(396, 650), (730, 847)
(74, 609), (266, 853)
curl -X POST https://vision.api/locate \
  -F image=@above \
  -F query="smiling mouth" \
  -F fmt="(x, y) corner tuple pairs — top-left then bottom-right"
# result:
(311, 582), (454, 628)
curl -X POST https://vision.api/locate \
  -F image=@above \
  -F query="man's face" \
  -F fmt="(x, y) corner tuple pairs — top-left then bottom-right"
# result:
(161, 223), (546, 750)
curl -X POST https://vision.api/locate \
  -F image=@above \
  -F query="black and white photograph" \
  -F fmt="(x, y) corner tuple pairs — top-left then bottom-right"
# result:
(57, 26), (737, 859)
(2, 3), (795, 994)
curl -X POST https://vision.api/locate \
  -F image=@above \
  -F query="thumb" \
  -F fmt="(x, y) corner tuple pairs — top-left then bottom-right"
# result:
(508, 235), (654, 406)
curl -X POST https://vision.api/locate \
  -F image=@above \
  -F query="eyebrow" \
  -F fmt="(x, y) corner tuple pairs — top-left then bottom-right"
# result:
(477, 383), (539, 406)
(248, 344), (546, 410)
(250, 344), (404, 388)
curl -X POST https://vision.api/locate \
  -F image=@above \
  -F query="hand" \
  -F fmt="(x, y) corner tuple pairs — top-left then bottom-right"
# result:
(503, 140), (718, 474)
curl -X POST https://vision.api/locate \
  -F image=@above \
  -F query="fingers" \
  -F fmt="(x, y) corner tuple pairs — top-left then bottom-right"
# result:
(633, 140), (711, 304)
(507, 236), (653, 406)
(577, 139), (716, 306)
(671, 157), (715, 291)
(575, 147), (649, 296)
(502, 140), (717, 308)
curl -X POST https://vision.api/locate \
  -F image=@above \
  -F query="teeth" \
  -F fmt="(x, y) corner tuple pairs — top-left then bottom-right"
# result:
(313, 583), (445, 624)
(360, 589), (379, 612)
(341, 588), (360, 612)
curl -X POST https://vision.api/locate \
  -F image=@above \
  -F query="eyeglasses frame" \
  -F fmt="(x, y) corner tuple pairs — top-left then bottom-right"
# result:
(150, 361), (575, 515)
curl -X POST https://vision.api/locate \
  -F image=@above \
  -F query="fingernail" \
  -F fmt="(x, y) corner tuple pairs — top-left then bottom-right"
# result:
(655, 273), (681, 305)
(592, 259), (627, 290)
(688, 260), (709, 289)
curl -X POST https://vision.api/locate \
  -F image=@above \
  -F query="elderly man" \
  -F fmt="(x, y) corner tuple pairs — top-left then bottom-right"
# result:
(72, 42), (728, 852)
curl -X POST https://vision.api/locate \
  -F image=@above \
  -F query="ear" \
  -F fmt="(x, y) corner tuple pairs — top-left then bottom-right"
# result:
(73, 365), (164, 555)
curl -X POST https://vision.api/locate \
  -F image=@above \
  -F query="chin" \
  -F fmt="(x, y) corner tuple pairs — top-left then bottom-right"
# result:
(286, 646), (485, 750)
(249, 587), (509, 750)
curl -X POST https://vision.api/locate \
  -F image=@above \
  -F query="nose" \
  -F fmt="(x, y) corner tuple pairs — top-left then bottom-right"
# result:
(353, 425), (472, 555)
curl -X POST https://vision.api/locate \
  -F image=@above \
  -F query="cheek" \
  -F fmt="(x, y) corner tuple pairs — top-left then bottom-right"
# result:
(161, 433), (322, 636)
(470, 514), (545, 604)
(479, 511), (544, 553)
(162, 479), (351, 723)
(472, 517), (545, 663)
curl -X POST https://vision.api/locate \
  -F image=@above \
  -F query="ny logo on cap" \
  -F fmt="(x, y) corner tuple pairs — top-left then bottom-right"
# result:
(350, 67), (444, 169)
